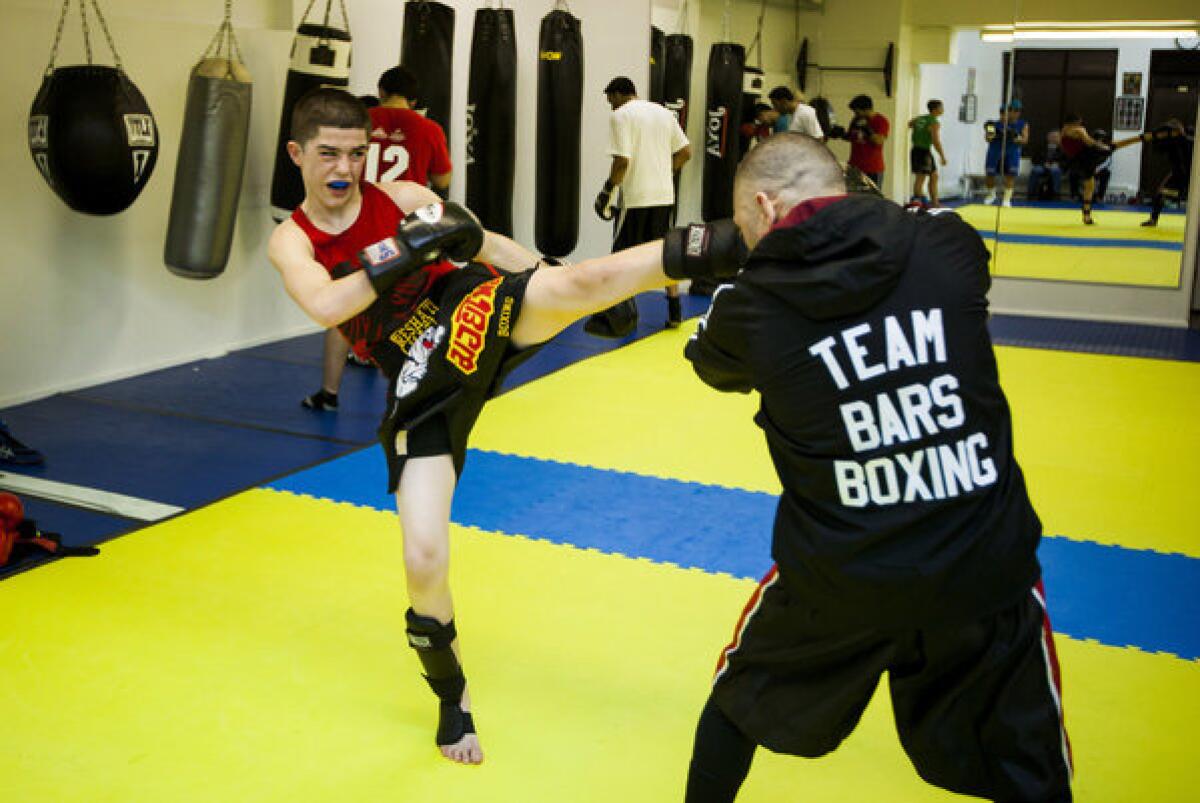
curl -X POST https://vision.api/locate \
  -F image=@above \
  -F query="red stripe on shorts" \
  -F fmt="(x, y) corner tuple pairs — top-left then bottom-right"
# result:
(713, 564), (780, 681)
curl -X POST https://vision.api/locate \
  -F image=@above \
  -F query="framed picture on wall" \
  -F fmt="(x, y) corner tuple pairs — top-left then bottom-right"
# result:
(1122, 71), (1142, 96)
(1114, 95), (1145, 130)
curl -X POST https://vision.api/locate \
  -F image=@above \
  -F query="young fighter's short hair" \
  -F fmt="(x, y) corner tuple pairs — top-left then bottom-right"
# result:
(291, 87), (370, 146)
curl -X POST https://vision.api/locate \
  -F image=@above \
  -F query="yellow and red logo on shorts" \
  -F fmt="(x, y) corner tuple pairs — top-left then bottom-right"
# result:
(447, 278), (502, 375)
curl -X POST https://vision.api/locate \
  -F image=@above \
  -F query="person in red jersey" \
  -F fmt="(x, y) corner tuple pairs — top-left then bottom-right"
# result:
(301, 66), (454, 411)
(267, 88), (729, 767)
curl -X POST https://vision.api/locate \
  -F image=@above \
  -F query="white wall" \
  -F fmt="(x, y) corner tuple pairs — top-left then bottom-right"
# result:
(1, 0), (304, 407)
(1, 0), (652, 406)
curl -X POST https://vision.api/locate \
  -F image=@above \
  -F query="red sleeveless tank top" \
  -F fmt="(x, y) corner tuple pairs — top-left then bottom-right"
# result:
(291, 183), (456, 364)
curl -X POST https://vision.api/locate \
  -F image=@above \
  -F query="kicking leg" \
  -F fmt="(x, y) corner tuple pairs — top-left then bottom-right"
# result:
(511, 241), (667, 348)
(396, 450), (482, 765)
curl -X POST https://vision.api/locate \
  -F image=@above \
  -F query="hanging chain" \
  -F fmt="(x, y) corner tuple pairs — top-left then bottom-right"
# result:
(87, 0), (123, 70)
(202, 0), (244, 77)
(747, 0), (767, 66)
(45, 0), (72, 73)
(721, 0), (732, 42)
(80, 0), (94, 65)
(676, 0), (689, 36)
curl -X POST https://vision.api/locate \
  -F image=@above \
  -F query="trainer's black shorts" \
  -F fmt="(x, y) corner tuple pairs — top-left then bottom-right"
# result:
(910, 147), (936, 175)
(710, 567), (1073, 801)
(376, 262), (542, 493)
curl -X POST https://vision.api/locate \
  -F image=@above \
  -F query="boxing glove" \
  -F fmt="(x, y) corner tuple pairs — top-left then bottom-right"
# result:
(356, 202), (485, 295)
(662, 220), (747, 281)
(594, 180), (618, 221)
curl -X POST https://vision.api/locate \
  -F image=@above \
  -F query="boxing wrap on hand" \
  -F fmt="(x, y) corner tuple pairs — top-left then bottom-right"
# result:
(355, 202), (484, 295)
(594, 180), (617, 221)
(662, 220), (747, 281)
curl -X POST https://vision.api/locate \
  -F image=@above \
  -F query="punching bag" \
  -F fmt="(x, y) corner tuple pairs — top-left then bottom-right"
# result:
(401, 1), (455, 143)
(269, 16), (352, 221)
(663, 34), (693, 130)
(535, 9), (584, 258)
(702, 43), (744, 222)
(29, 1), (158, 216)
(466, 7), (517, 237)
(649, 27), (666, 105)
(164, 37), (252, 279)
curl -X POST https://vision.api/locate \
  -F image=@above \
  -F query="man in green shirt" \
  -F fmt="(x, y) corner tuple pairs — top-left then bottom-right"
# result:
(908, 99), (947, 207)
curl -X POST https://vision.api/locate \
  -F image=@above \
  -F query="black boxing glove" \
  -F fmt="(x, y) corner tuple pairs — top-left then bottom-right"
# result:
(355, 202), (484, 295)
(594, 180), (617, 220)
(662, 220), (747, 281)
(828, 124), (847, 140)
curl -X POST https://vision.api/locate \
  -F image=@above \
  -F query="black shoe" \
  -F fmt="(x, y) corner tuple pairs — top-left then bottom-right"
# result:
(301, 390), (339, 411)
(0, 420), (44, 465)
(1141, 219), (1158, 227)
(665, 296), (682, 329)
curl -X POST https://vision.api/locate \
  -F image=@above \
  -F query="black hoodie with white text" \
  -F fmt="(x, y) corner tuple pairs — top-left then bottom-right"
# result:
(685, 195), (1043, 630)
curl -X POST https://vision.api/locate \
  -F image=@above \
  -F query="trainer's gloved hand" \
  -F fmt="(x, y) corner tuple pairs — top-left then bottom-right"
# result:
(594, 180), (617, 220)
(828, 124), (847, 140)
(356, 202), (484, 295)
(662, 220), (747, 281)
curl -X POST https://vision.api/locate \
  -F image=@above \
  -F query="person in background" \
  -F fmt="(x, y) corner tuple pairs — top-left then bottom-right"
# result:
(591, 76), (692, 332)
(983, 100), (1029, 207)
(830, 94), (889, 188)
(1027, 131), (1063, 201)
(907, 99), (947, 207)
(768, 87), (823, 139)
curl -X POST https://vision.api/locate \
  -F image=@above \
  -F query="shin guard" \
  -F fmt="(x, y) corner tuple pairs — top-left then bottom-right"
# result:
(405, 609), (475, 745)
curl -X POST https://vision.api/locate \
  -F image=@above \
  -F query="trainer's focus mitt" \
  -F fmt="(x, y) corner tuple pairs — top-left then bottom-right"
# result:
(594, 180), (618, 220)
(356, 202), (485, 295)
(662, 220), (747, 281)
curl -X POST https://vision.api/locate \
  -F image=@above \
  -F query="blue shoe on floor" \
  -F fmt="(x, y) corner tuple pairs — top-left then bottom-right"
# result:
(0, 419), (45, 465)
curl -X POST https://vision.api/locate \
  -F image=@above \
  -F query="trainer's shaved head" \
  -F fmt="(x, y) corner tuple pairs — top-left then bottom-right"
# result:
(732, 133), (845, 248)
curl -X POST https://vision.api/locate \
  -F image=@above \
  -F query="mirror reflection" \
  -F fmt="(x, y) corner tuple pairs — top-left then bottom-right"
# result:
(913, 25), (1196, 288)
(991, 28), (1197, 287)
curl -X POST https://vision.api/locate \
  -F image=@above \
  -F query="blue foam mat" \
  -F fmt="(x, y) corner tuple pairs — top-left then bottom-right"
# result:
(988, 314), (1200, 362)
(269, 447), (1200, 660)
(0, 395), (354, 508)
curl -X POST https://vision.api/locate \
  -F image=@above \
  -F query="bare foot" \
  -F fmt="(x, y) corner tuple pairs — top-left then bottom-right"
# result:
(440, 730), (483, 765)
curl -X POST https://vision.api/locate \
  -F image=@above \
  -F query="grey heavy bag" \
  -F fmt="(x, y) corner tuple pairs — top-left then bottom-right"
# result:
(164, 54), (252, 279)
(269, 4), (352, 221)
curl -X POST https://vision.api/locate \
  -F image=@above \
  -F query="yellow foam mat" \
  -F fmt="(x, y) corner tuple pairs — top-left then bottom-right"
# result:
(474, 323), (1200, 557)
(955, 204), (1187, 242)
(0, 490), (1195, 801)
(952, 205), (1186, 287)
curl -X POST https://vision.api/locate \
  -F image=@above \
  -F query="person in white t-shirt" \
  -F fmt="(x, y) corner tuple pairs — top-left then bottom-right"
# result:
(590, 76), (692, 333)
(768, 86), (824, 140)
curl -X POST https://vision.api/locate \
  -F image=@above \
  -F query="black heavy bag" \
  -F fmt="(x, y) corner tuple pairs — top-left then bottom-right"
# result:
(466, 8), (517, 237)
(663, 34), (693, 130)
(649, 27), (666, 105)
(702, 43), (744, 222)
(401, 1), (455, 142)
(164, 54), (253, 279)
(28, 67), (158, 215)
(535, 10), (584, 258)
(269, 20), (352, 221)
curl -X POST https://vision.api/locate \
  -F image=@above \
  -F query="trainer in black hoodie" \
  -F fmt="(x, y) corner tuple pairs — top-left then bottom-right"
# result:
(685, 193), (1043, 631)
